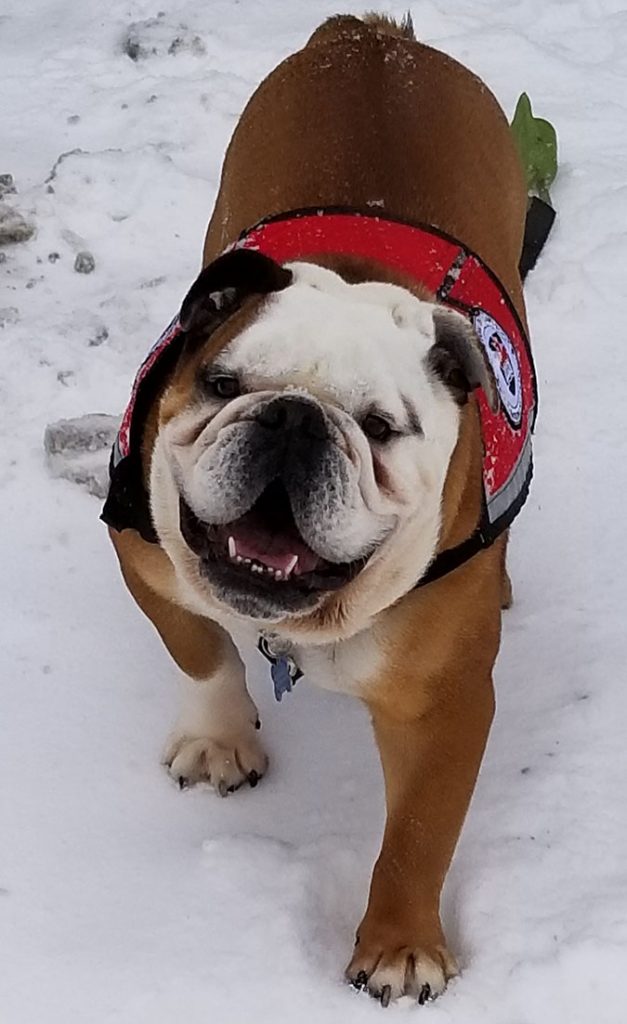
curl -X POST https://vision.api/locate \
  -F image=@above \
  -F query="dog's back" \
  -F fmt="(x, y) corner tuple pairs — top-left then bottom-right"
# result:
(204, 14), (526, 310)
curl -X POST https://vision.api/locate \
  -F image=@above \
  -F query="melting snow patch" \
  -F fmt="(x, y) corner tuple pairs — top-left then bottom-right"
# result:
(44, 414), (118, 498)
(122, 14), (206, 61)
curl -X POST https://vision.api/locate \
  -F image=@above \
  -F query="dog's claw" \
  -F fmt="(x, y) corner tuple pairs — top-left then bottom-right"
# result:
(418, 983), (431, 1005)
(217, 779), (228, 798)
(380, 985), (391, 1008)
(248, 769), (260, 788)
(254, 718), (261, 730)
(352, 970), (369, 991)
(178, 776), (188, 790)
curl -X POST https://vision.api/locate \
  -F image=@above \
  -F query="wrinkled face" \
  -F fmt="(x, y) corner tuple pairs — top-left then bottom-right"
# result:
(150, 258), (488, 631)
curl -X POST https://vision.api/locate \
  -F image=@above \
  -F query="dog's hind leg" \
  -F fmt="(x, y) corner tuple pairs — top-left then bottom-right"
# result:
(500, 531), (514, 609)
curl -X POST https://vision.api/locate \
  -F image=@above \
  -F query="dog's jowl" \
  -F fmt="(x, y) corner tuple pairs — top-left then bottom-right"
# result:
(103, 13), (536, 1005)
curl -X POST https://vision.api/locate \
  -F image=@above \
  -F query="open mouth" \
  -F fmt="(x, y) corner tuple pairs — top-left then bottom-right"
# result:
(179, 479), (365, 599)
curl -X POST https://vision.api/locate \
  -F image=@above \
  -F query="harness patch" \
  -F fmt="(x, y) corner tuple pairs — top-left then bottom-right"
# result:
(473, 310), (523, 428)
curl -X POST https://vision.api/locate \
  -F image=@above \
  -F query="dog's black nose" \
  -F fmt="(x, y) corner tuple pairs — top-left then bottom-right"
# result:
(257, 396), (327, 439)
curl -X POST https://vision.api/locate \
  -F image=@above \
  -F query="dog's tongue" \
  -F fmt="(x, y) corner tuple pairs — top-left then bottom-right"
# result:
(228, 523), (321, 575)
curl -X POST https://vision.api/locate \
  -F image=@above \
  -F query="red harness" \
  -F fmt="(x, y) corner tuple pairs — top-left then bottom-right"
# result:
(102, 208), (537, 586)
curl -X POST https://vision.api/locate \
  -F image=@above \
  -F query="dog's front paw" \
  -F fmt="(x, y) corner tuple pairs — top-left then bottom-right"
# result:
(163, 729), (268, 796)
(345, 922), (458, 1006)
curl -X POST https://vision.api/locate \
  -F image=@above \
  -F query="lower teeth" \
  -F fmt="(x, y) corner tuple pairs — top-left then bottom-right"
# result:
(230, 556), (290, 580)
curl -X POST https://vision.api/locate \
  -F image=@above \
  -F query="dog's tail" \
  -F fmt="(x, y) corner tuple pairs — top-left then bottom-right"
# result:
(361, 11), (415, 40)
(307, 11), (416, 47)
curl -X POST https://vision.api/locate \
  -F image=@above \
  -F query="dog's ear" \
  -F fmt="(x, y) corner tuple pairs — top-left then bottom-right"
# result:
(179, 249), (293, 339)
(428, 307), (498, 412)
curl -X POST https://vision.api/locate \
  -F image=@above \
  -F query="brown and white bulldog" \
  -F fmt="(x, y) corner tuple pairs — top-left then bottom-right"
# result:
(104, 13), (534, 1006)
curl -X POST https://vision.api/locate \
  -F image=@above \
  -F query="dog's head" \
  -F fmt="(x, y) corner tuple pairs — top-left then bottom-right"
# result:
(150, 249), (495, 635)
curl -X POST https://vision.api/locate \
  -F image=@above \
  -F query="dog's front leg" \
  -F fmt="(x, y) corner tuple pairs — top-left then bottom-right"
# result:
(162, 632), (268, 796)
(346, 674), (494, 1004)
(111, 531), (268, 795)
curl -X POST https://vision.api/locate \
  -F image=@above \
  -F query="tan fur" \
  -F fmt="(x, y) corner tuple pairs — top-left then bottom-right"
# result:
(203, 17), (527, 318)
(110, 527), (225, 680)
(109, 14), (527, 1003)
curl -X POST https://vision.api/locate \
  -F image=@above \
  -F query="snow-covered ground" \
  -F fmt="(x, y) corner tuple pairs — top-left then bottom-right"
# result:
(2, 1), (626, 1021)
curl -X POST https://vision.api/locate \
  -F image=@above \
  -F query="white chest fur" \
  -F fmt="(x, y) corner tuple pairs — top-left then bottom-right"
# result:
(293, 628), (384, 696)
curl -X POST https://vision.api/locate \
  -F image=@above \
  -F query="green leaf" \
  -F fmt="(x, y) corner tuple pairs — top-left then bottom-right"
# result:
(511, 92), (558, 205)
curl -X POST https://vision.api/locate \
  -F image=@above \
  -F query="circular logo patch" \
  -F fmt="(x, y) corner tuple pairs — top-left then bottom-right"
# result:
(473, 311), (523, 427)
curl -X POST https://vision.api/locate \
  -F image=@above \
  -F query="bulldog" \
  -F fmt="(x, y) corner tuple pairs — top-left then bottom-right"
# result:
(103, 12), (536, 1006)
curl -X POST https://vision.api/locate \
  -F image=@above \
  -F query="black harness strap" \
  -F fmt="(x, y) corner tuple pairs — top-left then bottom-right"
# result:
(519, 196), (555, 281)
(417, 531), (486, 588)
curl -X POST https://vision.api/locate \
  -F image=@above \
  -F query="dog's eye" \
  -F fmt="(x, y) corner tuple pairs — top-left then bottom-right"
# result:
(362, 413), (394, 442)
(208, 375), (241, 400)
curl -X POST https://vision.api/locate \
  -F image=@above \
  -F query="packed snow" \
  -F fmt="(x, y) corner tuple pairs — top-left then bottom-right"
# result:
(1, 1), (626, 1021)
